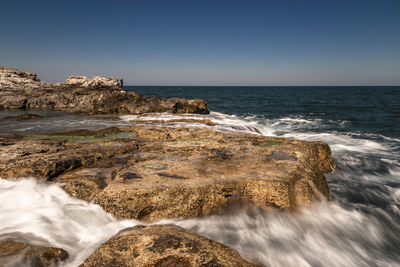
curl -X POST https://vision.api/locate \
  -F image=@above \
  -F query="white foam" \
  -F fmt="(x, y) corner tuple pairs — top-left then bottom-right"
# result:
(0, 178), (140, 266)
(155, 201), (398, 267)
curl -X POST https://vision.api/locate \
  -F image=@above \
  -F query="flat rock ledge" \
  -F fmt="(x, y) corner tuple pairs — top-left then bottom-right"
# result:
(0, 124), (335, 222)
(81, 225), (260, 266)
(0, 239), (68, 267)
(0, 67), (209, 115)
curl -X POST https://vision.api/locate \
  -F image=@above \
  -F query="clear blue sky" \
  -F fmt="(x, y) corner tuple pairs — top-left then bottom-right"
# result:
(1, 0), (399, 85)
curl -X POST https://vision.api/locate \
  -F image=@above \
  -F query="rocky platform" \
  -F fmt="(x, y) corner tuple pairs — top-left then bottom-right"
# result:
(0, 67), (335, 266)
(0, 67), (209, 115)
(0, 124), (334, 223)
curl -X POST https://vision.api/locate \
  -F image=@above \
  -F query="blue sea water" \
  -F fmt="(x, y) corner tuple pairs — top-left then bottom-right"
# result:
(127, 86), (400, 137)
(1, 86), (399, 266)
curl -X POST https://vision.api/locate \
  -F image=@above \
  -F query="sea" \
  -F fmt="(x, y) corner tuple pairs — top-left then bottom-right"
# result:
(0, 86), (399, 266)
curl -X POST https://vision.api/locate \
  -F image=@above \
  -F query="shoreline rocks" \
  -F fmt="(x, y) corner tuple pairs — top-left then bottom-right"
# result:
(81, 225), (261, 266)
(0, 67), (209, 115)
(0, 67), (336, 266)
(0, 239), (68, 267)
(0, 125), (334, 222)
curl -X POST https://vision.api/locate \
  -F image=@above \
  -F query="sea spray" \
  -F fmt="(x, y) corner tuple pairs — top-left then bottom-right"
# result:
(1, 178), (399, 266)
(0, 178), (139, 266)
(156, 202), (395, 267)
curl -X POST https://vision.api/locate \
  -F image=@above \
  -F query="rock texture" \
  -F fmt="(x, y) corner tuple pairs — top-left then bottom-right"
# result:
(81, 225), (260, 267)
(66, 75), (121, 87)
(0, 240), (68, 267)
(0, 124), (334, 222)
(0, 67), (209, 115)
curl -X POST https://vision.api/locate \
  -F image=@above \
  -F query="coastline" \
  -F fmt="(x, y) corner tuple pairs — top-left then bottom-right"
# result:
(0, 67), (335, 266)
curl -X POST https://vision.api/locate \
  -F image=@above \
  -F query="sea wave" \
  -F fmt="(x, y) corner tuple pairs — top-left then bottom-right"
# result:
(1, 178), (399, 267)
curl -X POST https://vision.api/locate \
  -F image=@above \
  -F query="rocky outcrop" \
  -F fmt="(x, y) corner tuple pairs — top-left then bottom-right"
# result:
(66, 75), (121, 87)
(0, 67), (209, 115)
(0, 124), (335, 222)
(0, 240), (68, 266)
(81, 225), (260, 267)
(0, 67), (42, 88)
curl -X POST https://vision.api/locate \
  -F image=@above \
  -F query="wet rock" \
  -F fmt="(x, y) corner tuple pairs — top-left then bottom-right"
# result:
(0, 124), (335, 222)
(80, 225), (260, 267)
(0, 128), (139, 180)
(0, 67), (209, 115)
(0, 240), (68, 267)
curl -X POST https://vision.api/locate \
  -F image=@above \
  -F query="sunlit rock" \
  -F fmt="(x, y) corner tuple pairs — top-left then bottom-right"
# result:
(80, 225), (260, 267)
(0, 125), (335, 222)
(0, 67), (209, 115)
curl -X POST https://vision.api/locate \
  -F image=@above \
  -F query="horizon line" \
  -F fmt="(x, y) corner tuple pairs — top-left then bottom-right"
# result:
(124, 84), (400, 87)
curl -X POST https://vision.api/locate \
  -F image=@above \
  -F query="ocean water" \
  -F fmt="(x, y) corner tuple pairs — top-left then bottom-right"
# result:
(1, 86), (399, 266)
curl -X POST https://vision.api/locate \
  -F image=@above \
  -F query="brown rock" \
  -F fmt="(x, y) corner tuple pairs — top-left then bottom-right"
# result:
(0, 67), (209, 115)
(0, 124), (335, 222)
(0, 240), (68, 267)
(80, 225), (261, 267)
(0, 128), (139, 180)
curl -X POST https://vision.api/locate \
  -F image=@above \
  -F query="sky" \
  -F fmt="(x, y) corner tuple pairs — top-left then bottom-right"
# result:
(1, 0), (400, 86)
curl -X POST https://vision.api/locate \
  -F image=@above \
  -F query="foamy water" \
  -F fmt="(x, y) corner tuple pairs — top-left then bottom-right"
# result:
(0, 178), (139, 266)
(1, 111), (400, 266)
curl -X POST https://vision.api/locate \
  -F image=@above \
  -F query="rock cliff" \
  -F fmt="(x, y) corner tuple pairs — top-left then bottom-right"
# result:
(0, 67), (209, 115)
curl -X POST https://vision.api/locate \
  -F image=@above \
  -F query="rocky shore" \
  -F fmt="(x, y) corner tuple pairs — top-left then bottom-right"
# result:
(0, 67), (209, 115)
(0, 68), (335, 266)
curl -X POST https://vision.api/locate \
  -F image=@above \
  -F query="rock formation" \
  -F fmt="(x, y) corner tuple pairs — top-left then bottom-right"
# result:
(0, 125), (334, 222)
(0, 239), (68, 266)
(0, 67), (337, 266)
(0, 67), (209, 115)
(66, 75), (121, 87)
(81, 225), (260, 266)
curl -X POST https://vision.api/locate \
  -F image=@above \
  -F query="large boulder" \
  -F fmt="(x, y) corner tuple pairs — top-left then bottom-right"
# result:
(81, 225), (260, 266)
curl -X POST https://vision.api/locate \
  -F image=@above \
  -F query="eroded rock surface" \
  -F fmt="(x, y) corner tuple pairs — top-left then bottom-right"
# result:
(0, 67), (209, 115)
(66, 75), (120, 87)
(0, 124), (334, 222)
(81, 225), (260, 267)
(0, 240), (68, 267)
